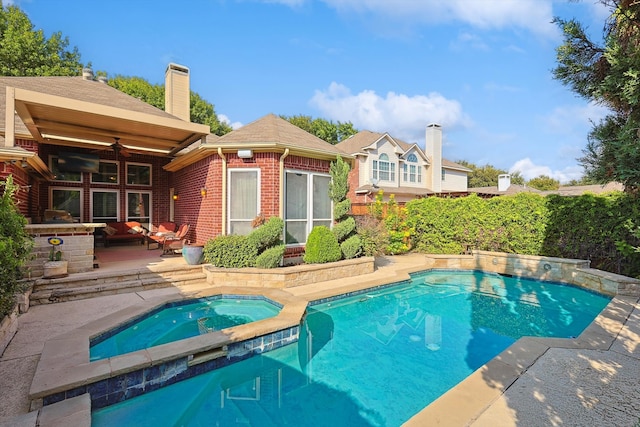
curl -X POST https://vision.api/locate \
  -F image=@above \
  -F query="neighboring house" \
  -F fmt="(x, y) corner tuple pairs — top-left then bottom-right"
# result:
(468, 174), (625, 197)
(0, 64), (347, 257)
(335, 124), (470, 211)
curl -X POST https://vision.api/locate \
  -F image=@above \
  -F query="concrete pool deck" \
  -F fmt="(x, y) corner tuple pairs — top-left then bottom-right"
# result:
(1, 253), (639, 426)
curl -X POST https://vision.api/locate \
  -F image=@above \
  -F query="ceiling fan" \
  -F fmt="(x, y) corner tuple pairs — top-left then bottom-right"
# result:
(98, 137), (131, 159)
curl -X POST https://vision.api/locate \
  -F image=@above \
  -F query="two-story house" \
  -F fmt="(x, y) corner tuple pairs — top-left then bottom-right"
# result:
(335, 124), (470, 211)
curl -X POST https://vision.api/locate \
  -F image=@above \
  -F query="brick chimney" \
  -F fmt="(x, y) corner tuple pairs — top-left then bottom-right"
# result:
(164, 63), (190, 121)
(425, 123), (443, 193)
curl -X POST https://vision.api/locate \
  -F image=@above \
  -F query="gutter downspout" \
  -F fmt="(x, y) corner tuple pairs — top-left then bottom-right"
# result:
(218, 147), (227, 235)
(279, 149), (290, 218)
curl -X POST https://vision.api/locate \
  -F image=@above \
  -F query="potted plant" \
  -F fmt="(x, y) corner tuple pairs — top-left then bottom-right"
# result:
(43, 237), (68, 278)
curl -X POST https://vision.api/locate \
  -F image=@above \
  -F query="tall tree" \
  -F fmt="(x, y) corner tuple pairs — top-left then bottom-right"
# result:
(553, 0), (640, 192)
(527, 175), (560, 191)
(0, 3), (82, 76)
(282, 114), (358, 144)
(108, 75), (232, 136)
(456, 160), (524, 188)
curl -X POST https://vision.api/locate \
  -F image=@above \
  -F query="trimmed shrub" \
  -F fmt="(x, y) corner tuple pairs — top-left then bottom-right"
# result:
(303, 226), (341, 264)
(247, 216), (284, 252)
(332, 216), (356, 242)
(341, 235), (362, 259)
(356, 215), (389, 257)
(255, 245), (285, 269)
(203, 235), (258, 268)
(333, 199), (351, 222)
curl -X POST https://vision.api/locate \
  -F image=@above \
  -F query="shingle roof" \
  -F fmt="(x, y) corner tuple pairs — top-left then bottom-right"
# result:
(468, 184), (543, 196)
(217, 113), (347, 156)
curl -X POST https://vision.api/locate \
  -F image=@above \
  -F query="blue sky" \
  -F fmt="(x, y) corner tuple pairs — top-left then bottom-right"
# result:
(12, 0), (612, 183)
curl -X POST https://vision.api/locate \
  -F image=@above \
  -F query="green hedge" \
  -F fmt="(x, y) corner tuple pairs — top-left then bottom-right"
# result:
(341, 235), (362, 259)
(303, 226), (342, 264)
(255, 244), (285, 268)
(203, 235), (258, 268)
(246, 216), (284, 252)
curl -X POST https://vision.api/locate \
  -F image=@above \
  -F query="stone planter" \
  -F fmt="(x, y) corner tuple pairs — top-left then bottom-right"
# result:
(182, 244), (204, 265)
(43, 260), (68, 279)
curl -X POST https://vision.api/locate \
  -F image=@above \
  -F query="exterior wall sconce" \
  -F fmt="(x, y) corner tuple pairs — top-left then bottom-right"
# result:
(200, 188), (207, 197)
(237, 149), (253, 159)
(172, 193), (179, 201)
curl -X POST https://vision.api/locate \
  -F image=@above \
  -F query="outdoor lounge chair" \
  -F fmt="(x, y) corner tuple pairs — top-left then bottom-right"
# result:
(146, 222), (177, 250)
(161, 224), (190, 255)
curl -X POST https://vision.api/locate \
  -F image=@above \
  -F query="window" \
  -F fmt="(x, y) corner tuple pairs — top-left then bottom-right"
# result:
(372, 153), (395, 182)
(441, 168), (446, 181)
(404, 154), (420, 183)
(285, 171), (331, 245)
(91, 161), (119, 184)
(91, 190), (119, 223)
(50, 156), (82, 182)
(126, 191), (151, 229)
(126, 162), (151, 186)
(51, 188), (82, 220)
(228, 169), (260, 235)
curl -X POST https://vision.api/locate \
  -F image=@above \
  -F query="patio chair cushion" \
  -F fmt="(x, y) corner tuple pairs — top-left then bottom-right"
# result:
(102, 221), (146, 247)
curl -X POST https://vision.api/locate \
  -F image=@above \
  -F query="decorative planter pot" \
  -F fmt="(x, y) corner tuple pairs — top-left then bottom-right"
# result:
(182, 245), (204, 265)
(43, 261), (68, 279)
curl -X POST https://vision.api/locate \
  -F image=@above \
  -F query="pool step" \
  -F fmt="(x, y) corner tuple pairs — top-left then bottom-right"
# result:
(30, 266), (207, 305)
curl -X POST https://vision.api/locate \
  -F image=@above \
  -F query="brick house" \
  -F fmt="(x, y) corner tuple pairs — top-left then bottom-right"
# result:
(335, 124), (470, 213)
(0, 64), (347, 258)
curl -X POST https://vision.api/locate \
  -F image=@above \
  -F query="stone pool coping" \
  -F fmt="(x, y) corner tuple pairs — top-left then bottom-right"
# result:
(16, 251), (640, 426)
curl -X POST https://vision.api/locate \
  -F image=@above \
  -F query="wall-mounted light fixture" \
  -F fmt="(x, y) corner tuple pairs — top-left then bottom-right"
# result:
(200, 188), (207, 197)
(237, 149), (253, 159)
(172, 193), (179, 201)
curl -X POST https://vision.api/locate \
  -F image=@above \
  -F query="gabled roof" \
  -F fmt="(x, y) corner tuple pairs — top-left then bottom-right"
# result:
(0, 76), (209, 156)
(166, 114), (350, 171)
(336, 129), (470, 171)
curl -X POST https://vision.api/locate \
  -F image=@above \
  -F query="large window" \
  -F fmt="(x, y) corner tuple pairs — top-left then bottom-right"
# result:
(51, 187), (82, 220)
(403, 154), (421, 183)
(372, 153), (395, 182)
(285, 171), (331, 245)
(91, 161), (119, 184)
(50, 156), (82, 182)
(91, 190), (119, 223)
(126, 162), (151, 186)
(126, 191), (151, 229)
(228, 169), (260, 235)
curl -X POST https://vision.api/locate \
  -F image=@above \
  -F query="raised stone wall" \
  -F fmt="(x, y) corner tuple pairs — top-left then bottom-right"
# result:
(424, 250), (640, 297)
(204, 257), (375, 288)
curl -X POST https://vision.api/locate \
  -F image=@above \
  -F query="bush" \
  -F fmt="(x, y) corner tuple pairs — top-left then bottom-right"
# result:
(332, 216), (356, 242)
(203, 235), (258, 268)
(255, 244), (285, 268)
(0, 176), (34, 318)
(333, 199), (351, 222)
(247, 216), (284, 252)
(356, 215), (389, 257)
(303, 226), (342, 264)
(341, 235), (362, 259)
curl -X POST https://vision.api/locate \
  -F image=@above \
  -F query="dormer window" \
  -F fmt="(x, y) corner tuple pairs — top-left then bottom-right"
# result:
(372, 153), (395, 182)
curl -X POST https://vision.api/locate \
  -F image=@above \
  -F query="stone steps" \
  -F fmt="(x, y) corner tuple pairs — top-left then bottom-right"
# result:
(30, 266), (207, 305)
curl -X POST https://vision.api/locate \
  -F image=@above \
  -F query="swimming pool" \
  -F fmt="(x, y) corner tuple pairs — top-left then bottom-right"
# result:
(90, 296), (282, 361)
(92, 270), (610, 426)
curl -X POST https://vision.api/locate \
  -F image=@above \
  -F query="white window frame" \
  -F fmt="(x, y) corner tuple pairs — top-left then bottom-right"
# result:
(91, 160), (119, 184)
(90, 189), (120, 223)
(50, 187), (83, 220)
(125, 190), (152, 229)
(372, 153), (395, 182)
(227, 168), (261, 235)
(125, 161), (152, 186)
(284, 170), (332, 246)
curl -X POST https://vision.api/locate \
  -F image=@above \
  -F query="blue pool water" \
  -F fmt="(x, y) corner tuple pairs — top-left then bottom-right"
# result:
(90, 297), (281, 361)
(92, 270), (610, 426)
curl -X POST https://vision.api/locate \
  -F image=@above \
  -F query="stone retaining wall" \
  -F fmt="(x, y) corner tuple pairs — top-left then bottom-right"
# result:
(204, 256), (375, 288)
(424, 250), (640, 296)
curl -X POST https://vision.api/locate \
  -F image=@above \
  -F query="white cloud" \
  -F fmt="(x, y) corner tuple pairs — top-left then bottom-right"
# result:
(319, 0), (559, 38)
(510, 157), (583, 183)
(542, 102), (609, 135)
(219, 114), (243, 130)
(310, 82), (469, 143)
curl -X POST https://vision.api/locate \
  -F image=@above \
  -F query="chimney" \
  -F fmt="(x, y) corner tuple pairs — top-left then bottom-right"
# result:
(498, 174), (511, 192)
(82, 67), (94, 80)
(97, 75), (108, 84)
(425, 123), (443, 193)
(165, 63), (190, 121)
